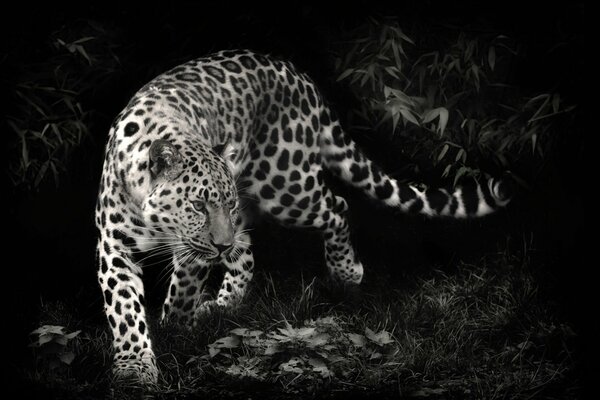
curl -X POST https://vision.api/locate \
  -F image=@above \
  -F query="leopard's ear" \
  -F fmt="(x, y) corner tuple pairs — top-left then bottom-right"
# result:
(213, 139), (237, 172)
(149, 139), (183, 179)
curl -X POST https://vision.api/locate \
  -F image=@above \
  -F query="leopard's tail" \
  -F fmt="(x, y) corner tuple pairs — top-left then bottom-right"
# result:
(319, 115), (511, 218)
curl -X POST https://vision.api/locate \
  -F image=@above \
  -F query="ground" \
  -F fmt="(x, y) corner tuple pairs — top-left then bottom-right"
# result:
(18, 220), (580, 399)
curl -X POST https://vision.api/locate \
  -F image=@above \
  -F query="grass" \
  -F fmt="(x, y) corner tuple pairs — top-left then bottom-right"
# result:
(22, 249), (579, 399)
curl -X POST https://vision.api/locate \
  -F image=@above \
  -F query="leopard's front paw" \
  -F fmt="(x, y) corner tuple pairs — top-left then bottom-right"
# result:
(113, 349), (158, 387)
(192, 300), (220, 325)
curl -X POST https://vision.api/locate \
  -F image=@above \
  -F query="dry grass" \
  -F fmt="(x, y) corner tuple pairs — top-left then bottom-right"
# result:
(23, 250), (579, 399)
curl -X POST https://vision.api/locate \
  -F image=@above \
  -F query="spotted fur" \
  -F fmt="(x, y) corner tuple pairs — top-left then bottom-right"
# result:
(95, 49), (511, 384)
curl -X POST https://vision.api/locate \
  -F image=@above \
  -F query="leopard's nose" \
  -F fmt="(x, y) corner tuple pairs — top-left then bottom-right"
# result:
(212, 242), (233, 255)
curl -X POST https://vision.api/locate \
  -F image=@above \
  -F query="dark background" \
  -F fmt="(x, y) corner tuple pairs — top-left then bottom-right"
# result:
(2, 0), (586, 389)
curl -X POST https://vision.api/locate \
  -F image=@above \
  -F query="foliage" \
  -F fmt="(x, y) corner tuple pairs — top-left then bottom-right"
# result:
(201, 316), (399, 389)
(7, 21), (121, 190)
(29, 325), (81, 371)
(22, 248), (579, 398)
(333, 18), (576, 185)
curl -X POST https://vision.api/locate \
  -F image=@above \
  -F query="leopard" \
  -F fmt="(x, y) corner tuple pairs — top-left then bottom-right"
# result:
(95, 49), (511, 385)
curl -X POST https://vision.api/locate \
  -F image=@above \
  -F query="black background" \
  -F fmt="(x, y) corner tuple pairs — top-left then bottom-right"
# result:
(2, 0), (586, 390)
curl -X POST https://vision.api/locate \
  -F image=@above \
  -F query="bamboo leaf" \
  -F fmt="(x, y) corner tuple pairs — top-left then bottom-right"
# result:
(392, 39), (402, 68)
(392, 110), (400, 131)
(442, 164), (452, 178)
(437, 107), (449, 135)
(437, 144), (449, 161)
(337, 69), (354, 82)
(34, 161), (50, 187)
(453, 166), (470, 187)
(488, 46), (496, 70)
(385, 66), (400, 79)
(398, 29), (415, 45)
(422, 108), (441, 124)
(552, 94), (560, 113)
(73, 36), (96, 44)
(399, 108), (419, 126)
(525, 94), (549, 108)
(59, 351), (75, 365)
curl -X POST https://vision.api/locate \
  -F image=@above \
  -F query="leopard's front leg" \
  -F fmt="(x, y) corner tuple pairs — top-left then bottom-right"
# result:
(97, 231), (157, 386)
(195, 232), (254, 318)
(161, 253), (212, 325)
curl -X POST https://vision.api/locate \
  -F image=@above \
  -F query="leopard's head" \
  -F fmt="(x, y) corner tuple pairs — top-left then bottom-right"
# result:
(142, 139), (239, 260)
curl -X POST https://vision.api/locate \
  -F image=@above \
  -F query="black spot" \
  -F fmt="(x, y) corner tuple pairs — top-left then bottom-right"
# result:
(107, 277), (117, 289)
(277, 150), (289, 170)
(119, 322), (127, 335)
(131, 217), (145, 228)
(297, 196), (310, 209)
(399, 184), (416, 202)
(280, 114), (289, 130)
(295, 124), (304, 143)
(289, 184), (302, 195)
(222, 61), (242, 73)
(349, 164), (369, 182)
(112, 230), (136, 248)
(186, 286), (197, 296)
(272, 175), (285, 189)
(112, 257), (128, 269)
(109, 213), (124, 224)
(124, 122), (139, 137)
(118, 289), (131, 299)
(425, 189), (448, 214)
(264, 145), (277, 157)
(290, 171), (301, 181)
(300, 99), (311, 115)
(480, 181), (497, 208)
(461, 183), (480, 216)
(183, 300), (194, 312)
(409, 198), (424, 214)
(259, 160), (271, 174)
(304, 176), (315, 191)
(204, 66), (226, 83)
(260, 185), (275, 199)
(255, 169), (267, 181)
(131, 333), (139, 342)
(283, 128), (293, 142)
(280, 193), (294, 206)
(126, 313), (135, 327)
(449, 196), (459, 215)
(139, 321), (146, 335)
(312, 191), (322, 204)
(271, 206), (283, 215)
(108, 315), (116, 328)
(103, 290), (113, 306)
(305, 126), (314, 147)
(100, 257), (108, 273)
(375, 181), (394, 199)
(292, 150), (303, 166)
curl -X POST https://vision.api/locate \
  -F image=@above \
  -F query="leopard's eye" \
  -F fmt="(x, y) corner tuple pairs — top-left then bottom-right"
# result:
(192, 201), (206, 213)
(229, 201), (238, 214)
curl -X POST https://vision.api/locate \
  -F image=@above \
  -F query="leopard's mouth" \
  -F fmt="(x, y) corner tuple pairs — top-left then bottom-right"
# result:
(185, 241), (219, 259)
